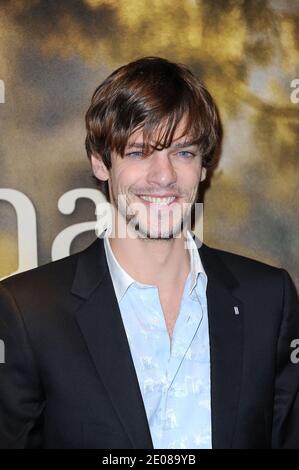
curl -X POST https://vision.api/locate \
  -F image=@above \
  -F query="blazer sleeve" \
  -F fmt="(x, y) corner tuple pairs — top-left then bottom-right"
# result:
(0, 282), (45, 449)
(272, 269), (299, 448)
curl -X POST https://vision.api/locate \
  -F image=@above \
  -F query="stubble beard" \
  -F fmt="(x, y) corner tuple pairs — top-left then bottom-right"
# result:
(111, 187), (197, 241)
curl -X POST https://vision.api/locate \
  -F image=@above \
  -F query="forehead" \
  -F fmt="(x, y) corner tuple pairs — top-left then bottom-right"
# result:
(126, 117), (193, 147)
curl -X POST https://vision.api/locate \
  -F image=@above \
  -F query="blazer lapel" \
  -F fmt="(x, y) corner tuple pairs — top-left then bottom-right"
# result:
(71, 238), (153, 449)
(199, 243), (244, 449)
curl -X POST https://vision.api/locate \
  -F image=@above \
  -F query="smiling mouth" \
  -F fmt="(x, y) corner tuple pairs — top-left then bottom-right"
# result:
(137, 195), (178, 206)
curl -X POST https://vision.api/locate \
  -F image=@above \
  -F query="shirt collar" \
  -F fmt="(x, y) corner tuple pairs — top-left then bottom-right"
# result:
(185, 230), (207, 295)
(103, 230), (206, 303)
(103, 233), (136, 302)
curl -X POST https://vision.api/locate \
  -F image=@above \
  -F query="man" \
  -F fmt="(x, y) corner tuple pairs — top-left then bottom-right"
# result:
(0, 57), (299, 449)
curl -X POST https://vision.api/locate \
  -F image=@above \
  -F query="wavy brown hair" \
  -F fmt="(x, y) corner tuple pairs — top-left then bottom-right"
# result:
(85, 57), (222, 200)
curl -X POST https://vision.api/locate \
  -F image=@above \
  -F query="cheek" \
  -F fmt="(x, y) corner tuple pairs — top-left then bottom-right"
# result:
(109, 165), (127, 188)
(115, 165), (145, 190)
(179, 167), (202, 188)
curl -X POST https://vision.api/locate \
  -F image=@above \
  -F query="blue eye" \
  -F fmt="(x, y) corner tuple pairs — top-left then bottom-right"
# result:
(126, 151), (144, 159)
(178, 150), (194, 158)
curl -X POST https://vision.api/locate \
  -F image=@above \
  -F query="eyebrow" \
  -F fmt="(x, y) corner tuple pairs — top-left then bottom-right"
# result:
(126, 140), (197, 149)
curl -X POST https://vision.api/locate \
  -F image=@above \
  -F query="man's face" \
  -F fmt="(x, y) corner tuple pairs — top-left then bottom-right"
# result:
(92, 119), (206, 240)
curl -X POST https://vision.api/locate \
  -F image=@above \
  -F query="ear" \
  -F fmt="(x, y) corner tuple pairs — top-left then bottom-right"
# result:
(200, 167), (207, 182)
(91, 154), (110, 181)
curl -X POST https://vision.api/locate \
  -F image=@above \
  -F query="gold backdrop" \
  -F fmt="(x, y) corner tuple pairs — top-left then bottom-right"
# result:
(0, 0), (298, 289)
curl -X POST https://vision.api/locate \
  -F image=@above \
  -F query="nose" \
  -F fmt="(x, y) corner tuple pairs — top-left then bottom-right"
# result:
(146, 150), (177, 187)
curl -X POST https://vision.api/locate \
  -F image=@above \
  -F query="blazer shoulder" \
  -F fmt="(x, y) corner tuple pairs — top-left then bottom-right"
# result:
(0, 239), (98, 300)
(201, 243), (285, 283)
(2, 253), (76, 293)
(200, 244), (298, 310)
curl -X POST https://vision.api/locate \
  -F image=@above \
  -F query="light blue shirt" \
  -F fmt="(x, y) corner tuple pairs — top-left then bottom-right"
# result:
(103, 232), (212, 449)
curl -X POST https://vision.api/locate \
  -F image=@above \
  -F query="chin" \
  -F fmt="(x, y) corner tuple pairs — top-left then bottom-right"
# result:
(135, 221), (184, 240)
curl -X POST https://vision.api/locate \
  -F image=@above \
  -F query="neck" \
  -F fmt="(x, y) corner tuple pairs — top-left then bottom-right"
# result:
(109, 231), (190, 288)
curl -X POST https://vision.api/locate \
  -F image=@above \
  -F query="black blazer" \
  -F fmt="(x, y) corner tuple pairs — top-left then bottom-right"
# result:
(0, 237), (299, 449)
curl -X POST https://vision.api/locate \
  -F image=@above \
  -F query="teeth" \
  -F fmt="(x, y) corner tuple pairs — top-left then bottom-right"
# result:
(139, 196), (176, 205)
